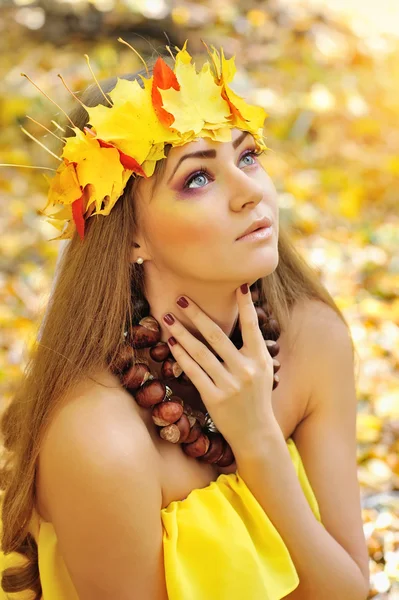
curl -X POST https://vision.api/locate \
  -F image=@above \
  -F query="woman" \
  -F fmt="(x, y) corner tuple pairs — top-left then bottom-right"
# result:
(0, 41), (370, 599)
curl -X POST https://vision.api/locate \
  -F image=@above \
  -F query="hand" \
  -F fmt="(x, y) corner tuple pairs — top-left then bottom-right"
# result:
(162, 284), (278, 455)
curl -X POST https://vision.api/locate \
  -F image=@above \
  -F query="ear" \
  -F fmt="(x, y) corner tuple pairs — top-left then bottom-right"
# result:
(130, 240), (150, 264)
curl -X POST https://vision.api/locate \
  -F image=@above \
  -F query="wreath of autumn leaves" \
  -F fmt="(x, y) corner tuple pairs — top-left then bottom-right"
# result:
(42, 40), (269, 241)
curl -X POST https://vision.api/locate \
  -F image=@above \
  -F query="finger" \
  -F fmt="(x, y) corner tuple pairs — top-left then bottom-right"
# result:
(166, 336), (218, 399)
(173, 297), (243, 374)
(163, 314), (232, 388)
(236, 283), (268, 356)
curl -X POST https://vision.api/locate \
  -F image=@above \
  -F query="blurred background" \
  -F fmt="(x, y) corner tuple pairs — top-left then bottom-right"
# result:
(0, 0), (398, 597)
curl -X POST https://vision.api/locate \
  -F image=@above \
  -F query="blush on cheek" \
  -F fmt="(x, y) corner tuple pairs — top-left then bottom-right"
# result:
(152, 215), (217, 247)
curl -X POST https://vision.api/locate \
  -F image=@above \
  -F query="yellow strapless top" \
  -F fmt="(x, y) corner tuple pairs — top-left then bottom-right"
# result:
(0, 438), (322, 600)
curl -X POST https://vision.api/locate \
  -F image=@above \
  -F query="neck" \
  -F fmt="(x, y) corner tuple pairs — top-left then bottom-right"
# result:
(142, 268), (243, 351)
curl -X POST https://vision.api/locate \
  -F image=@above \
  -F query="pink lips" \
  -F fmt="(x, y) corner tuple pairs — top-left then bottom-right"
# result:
(236, 216), (273, 240)
(236, 226), (273, 242)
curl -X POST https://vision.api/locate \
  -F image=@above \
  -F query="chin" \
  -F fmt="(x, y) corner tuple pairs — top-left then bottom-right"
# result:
(250, 257), (279, 285)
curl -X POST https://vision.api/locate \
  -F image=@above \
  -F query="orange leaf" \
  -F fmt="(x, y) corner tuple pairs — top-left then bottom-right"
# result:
(97, 138), (147, 176)
(72, 194), (85, 240)
(221, 87), (246, 122)
(118, 149), (147, 176)
(152, 57), (180, 128)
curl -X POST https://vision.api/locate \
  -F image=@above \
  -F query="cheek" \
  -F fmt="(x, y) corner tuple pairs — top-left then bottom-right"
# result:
(149, 210), (220, 250)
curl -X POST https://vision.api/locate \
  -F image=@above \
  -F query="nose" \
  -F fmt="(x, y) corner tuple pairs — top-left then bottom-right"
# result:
(228, 166), (264, 210)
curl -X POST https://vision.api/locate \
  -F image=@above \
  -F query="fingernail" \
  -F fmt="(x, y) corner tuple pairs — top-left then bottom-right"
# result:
(168, 336), (177, 346)
(177, 296), (189, 308)
(163, 313), (175, 325)
(240, 283), (249, 294)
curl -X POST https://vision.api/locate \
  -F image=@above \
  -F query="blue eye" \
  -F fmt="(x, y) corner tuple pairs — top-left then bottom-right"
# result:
(183, 149), (264, 191)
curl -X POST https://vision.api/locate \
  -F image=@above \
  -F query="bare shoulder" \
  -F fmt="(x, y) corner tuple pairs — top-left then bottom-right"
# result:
(37, 368), (167, 600)
(288, 296), (350, 348)
(292, 298), (353, 404)
(38, 367), (159, 491)
(60, 367), (148, 421)
(288, 297), (352, 416)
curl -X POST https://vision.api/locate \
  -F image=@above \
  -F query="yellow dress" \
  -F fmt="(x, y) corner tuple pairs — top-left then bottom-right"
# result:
(0, 438), (322, 600)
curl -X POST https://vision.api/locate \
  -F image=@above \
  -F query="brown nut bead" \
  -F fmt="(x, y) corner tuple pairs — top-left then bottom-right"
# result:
(185, 414), (197, 427)
(149, 342), (171, 362)
(272, 374), (280, 391)
(152, 401), (184, 426)
(178, 371), (193, 386)
(159, 424), (180, 443)
(122, 362), (151, 391)
(131, 316), (161, 349)
(190, 410), (207, 427)
(182, 406), (197, 427)
(262, 321), (280, 342)
(184, 420), (202, 444)
(174, 414), (191, 443)
(135, 379), (166, 408)
(265, 340), (280, 358)
(199, 433), (225, 464)
(268, 318), (280, 336)
(216, 442), (235, 467)
(161, 357), (183, 380)
(255, 306), (269, 328)
(170, 395), (184, 406)
(250, 287), (260, 303)
(273, 359), (281, 374)
(183, 433), (210, 458)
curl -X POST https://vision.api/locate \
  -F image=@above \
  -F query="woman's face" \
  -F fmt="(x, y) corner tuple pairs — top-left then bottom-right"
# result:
(134, 128), (279, 285)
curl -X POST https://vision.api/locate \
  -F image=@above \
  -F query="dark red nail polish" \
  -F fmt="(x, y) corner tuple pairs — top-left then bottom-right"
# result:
(240, 283), (248, 294)
(163, 313), (175, 325)
(177, 296), (189, 308)
(168, 336), (177, 346)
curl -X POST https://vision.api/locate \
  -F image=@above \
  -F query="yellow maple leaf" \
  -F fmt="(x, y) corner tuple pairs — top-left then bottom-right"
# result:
(46, 161), (81, 208)
(86, 76), (180, 163)
(145, 141), (167, 162)
(205, 44), (268, 150)
(47, 218), (77, 241)
(88, 167), (133, 216)
(173, 39), (192, 65)
(199, 126), (233, 143)
(140, 159), (157, 178)
(45, 204), (73, 221)
(159, 59), (231, 135)
(206, 44), (236, 84)
(62, 128), (125, 215)
(44, 205), (76, 240)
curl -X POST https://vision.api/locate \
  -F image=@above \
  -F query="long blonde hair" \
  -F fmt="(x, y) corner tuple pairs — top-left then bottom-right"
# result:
(0, 56), (353, 598)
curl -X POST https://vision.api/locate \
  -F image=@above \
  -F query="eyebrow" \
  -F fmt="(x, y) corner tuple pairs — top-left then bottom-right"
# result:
(167, 130), (251, 184)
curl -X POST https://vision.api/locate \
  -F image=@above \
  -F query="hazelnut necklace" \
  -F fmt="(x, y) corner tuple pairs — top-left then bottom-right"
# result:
(110, 270), (281, 468)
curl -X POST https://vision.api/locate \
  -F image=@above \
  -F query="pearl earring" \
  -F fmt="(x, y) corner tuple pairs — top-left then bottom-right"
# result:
(136, 257), (144, 264)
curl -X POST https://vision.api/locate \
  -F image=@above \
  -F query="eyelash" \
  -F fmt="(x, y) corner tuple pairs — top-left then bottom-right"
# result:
(182, 148), (265, 191)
